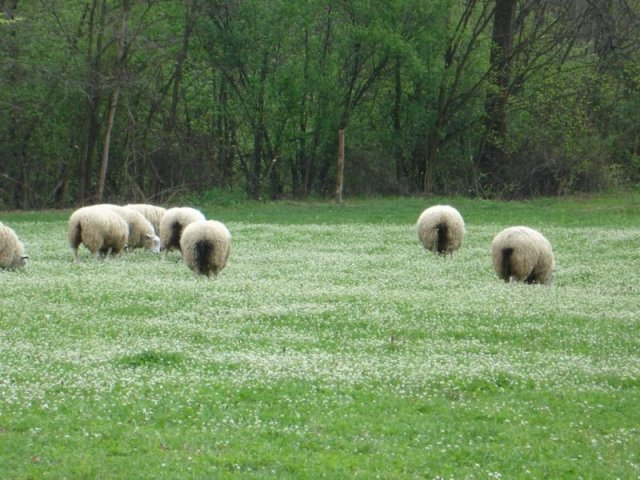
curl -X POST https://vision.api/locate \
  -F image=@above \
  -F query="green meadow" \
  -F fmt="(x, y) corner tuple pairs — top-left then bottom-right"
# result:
(1, 194), (639, 479)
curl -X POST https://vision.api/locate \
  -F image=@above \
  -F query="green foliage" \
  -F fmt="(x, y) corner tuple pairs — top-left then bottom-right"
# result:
(1, 2), (640, 207)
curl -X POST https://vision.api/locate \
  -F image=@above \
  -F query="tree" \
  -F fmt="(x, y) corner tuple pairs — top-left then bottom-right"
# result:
(2, 0), (640, 208)
(477, 0), (516, 196)
(421, 1), (494, 194)
(475, 0), (613, 197)
(96, 0), (130, 202)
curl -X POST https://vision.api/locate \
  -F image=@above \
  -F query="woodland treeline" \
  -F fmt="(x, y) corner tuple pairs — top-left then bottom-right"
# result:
(1, 0), (640, 208)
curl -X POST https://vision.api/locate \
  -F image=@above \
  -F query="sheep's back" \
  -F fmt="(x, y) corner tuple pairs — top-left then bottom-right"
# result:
(180, 220), (231, 275)
(491, 226), (554, 283)
(159, 207), (206, 251)
(417, 205), (465, 252)
(126, 204), (166, 234)
(69, 206), (128, 252)
(102, 205), (155, 248)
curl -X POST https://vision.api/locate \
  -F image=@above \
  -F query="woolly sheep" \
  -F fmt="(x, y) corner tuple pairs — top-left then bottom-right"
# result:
(68, 205), (128, 262)
(417, 205), (465, 256)
(99, 204), (160, 253)
(125, 204), (167, 235)
(491, 226), (555, 285)
(159, 207), (206, 253)
(180, 220), (231, 277)
(0, 222), (28, 269)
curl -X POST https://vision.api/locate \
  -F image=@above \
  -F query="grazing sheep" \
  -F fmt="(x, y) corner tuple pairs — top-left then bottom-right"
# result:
(125, 204), (167, 235)
(417, 205), (465, 256)
(159, 207), (206, 253)
(180, 220), (231, 277)
(99, 204), (161, 253)
(68, 205), (128, 262)
(0, 222), (28, 269)
(491, 226), (555, 285)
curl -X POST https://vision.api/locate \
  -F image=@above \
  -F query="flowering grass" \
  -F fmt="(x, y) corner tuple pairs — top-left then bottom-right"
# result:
(1, 194), (639, 479)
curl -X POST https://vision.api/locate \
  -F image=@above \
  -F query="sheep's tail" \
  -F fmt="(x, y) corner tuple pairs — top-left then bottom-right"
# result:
(69, 220), (82, 248)
(436, 222), (448, 254)
(68, 220), (82, 262)
(195, 239), (213, 276)
(169, 221), (182, 251)
(501, 247), (514, 282)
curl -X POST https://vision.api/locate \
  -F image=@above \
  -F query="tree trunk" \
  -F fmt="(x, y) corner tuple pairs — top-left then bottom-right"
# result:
(216, 80), (235, 189)
(78, 0), (106, 204)
(335, 129), (345, 204)
(248, 52), (270, 200)
(478, 0), (516, 196)
(423, 130), (438, 195)
(423, 65), (449, 194)
(392, 58), (405, 185)
(249, 127), (263, 199)
(95, 0), (128, 202)
(293, 26), (310, 197)
(96, 87), (120, 202)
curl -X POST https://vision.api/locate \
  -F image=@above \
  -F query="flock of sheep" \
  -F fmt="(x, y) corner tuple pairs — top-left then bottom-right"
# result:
(0, 203), (231, 277)
(1, 202), (554, 285)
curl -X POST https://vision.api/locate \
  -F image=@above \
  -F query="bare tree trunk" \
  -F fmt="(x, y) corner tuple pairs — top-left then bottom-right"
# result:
(249, 126), (263, 199)
(216, 80), (235, 189)
(96, 87), (120, 202)
(95, 0), (129, 202)
(78, 0), (106, 204)
(392, 58), (405, 185)
(335, 129), (345, 204)
(478, 0), (517, 196)
(424, 76), (448, 194)
(247, 52), (270, 200)
(166, 0), (197, 134)
(423, 131), (438, 195)
(293, 26), (310, 197)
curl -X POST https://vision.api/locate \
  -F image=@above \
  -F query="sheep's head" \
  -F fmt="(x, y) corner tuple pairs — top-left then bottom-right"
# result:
(146, 234), (161, 254)
(6, 254), (28, 268)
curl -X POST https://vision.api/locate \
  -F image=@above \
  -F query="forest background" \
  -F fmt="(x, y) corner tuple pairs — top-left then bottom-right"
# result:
(1, 0), (640, 209)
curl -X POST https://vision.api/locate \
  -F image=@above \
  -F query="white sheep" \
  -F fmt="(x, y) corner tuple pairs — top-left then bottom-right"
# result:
(125, 204), (167, 235)
(159, 207), (206, 253)
(68, 205), (128, 262)
(99, 204), (160, 253)
(0, 222), (28, 269)
(491, 226), (555, 285)
(180, 220), (231, 277)
(417, 205), (465, 256)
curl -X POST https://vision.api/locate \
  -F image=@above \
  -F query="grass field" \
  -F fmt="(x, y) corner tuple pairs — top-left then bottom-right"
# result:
(1, 194), (640, 479)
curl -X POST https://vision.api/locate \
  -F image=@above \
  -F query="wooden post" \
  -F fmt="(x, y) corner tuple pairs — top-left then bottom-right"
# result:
(335, 128), (345, 204)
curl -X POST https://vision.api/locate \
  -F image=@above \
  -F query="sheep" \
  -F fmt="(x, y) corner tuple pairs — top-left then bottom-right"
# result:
(491, 226), (555, 285)
(0, 222), (28, 269)
(180, 220), (231, 277)
(99, 204), (161, 253)
(159, 207), (206, 253)
(68, 205), (128, 262)
(417, 205), (465, 257)
(125, 203), (167, 235)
